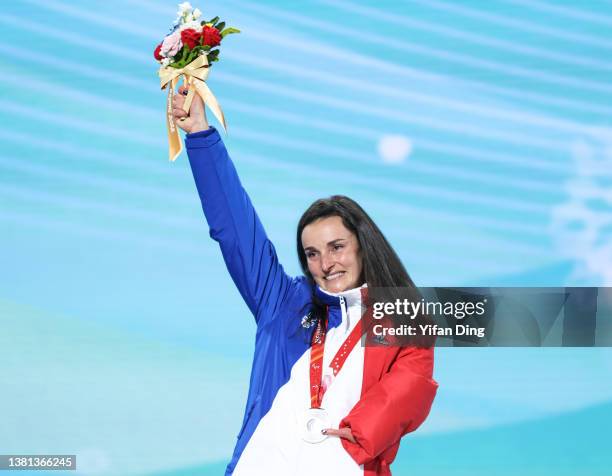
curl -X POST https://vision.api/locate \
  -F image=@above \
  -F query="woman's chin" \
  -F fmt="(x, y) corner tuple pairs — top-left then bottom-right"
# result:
(321, 279), (350, 294)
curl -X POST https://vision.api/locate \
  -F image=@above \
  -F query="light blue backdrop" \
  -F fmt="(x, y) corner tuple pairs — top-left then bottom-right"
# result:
(1, 1), (611, 475)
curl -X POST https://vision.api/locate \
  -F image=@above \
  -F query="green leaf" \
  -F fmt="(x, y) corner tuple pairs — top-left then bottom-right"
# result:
(207, 49), (219, 63)
(180, 45), (191, 66)
(185, 49), (199, 65)
(207, 16), (219, 25)
(220, 27), (241, 38)
(215, 21), (225, 32)
(170, 46), (187, 68)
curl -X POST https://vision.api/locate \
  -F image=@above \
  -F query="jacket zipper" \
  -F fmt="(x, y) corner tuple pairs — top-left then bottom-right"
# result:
(339, 296), (346, 326)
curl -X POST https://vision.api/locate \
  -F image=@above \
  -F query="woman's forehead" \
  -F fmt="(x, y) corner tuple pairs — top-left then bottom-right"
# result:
(301, 216), (354, 246)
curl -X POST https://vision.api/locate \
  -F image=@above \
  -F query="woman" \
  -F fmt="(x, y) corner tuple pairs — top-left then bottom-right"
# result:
(173, 86), (438, 476)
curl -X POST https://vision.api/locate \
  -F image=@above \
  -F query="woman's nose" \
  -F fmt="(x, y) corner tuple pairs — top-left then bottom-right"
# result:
(321, 253), (334, 272)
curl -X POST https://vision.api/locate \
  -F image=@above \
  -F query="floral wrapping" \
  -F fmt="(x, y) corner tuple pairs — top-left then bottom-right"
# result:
(154, 2), (239, 161)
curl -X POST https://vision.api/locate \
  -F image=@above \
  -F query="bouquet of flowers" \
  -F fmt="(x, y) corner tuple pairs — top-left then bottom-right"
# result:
(155, 2), (239, 161)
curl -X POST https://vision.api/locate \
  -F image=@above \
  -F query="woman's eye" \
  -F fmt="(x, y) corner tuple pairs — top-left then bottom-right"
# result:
(333, 244), (343, 251)
(306, 252), (316, 259)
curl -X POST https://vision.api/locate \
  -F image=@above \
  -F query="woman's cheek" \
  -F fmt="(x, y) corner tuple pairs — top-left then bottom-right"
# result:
(308, 260), (319, 277)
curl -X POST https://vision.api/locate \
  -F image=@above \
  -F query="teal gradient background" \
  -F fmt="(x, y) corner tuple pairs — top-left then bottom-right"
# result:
(1, 1), (611, 474)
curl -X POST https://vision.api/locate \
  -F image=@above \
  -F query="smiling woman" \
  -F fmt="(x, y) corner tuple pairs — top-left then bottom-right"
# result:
(173, 84), (438, 476)
(301, 215), (364, 294)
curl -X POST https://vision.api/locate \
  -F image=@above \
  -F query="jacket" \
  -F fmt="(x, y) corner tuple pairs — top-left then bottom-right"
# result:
(185, 127), (438, 475)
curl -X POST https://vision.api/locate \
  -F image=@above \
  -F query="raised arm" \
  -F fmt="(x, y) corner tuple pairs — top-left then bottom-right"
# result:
(173, 85), (295, 324)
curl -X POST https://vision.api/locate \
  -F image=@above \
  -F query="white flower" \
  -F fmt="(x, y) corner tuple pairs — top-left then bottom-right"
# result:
(177, 2), (192, 15)
(179, 20), (201, 31)
(193, 7), (202, 19)
(161, 58), (171, 67)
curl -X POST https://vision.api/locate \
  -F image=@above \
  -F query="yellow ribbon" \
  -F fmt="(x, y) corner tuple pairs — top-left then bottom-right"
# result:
(158, 55), (227, 162)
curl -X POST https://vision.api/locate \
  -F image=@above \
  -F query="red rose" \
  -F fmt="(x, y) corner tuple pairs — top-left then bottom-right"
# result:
(181, 28), (201, 49)
(153, 43), (163, 61)
(202, 25), (221, 47)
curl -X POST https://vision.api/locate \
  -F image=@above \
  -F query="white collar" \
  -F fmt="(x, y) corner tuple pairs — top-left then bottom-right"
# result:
(319, 283), (367, 308)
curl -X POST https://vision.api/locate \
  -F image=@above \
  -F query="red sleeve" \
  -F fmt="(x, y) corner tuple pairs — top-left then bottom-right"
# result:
(339, 346), (438, 465)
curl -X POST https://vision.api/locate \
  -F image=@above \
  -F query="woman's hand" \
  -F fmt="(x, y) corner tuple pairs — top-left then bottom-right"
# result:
(323, 427), (356, 444)
(172, 84), (209, 134)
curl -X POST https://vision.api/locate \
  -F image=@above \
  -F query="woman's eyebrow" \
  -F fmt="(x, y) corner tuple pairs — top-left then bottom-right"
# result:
(304, 238), (348, 251)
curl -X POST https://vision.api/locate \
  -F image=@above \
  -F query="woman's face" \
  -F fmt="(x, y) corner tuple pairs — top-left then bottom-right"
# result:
(301, 216), (363, 293)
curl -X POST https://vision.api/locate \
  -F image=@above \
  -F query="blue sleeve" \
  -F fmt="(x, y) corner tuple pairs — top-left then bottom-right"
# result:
(185, 127), (297, 325)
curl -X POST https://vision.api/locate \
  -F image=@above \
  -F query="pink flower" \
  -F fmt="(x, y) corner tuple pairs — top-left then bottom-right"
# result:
(160, 31), (182, 59)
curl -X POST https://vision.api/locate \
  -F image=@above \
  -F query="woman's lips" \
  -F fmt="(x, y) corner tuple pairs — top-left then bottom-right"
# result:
(324, 271), (345, 281)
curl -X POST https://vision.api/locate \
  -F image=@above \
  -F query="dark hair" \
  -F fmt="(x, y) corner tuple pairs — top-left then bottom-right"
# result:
(296, 195), (418, 323)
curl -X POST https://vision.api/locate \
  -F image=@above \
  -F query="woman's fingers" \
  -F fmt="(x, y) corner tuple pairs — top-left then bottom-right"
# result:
(322, 427), (356, 443)
(172, 106), (189, 124)
(171, 84), (207, 131)
(172, 86), (189, 109)
(173, 107), (188, 118)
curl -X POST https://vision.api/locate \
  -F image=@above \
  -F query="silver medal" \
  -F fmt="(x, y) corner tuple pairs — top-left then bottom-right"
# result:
(301, 408), (330, 444)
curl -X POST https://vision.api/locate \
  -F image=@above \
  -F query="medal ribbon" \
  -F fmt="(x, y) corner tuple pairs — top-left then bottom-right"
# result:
(309, 299), (366, 409)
